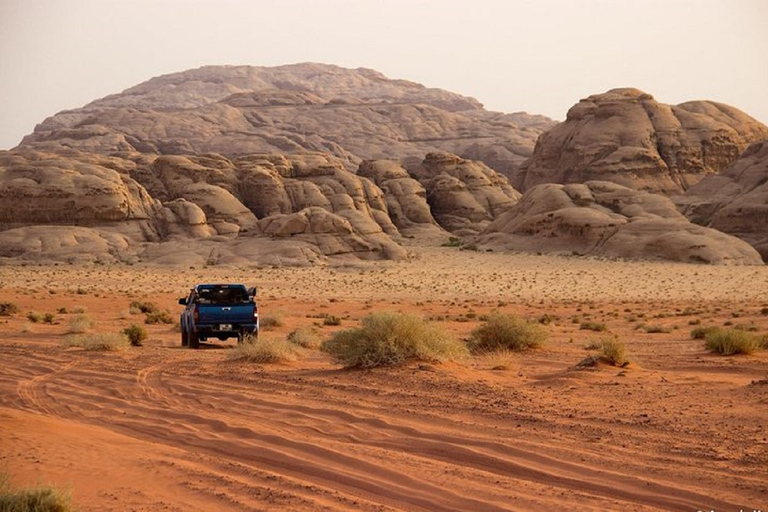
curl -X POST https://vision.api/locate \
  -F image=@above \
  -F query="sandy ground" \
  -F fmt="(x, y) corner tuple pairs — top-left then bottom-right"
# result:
(1, 247), (768, 511)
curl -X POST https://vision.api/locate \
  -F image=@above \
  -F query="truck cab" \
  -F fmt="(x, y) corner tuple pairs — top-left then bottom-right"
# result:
(178, 284), (258, 349)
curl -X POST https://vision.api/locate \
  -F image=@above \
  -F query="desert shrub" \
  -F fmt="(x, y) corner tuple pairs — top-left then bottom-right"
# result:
(733, 323), (759, 332)
(63, 332), (130, 351)
(144, 310), (173, 325)
(690, 325), (721, 340)
(260, 314), (283, 330)
(228, 335), (299, 363)
(26, 312), (42, 324)
(761, 307), (768, 316)
(42, 313), (55, 325)
(579, 321), (607, 332)
(322, 315), (342, 326)
(129, 300), (158, 314)
(67, 313), (94, 334)
(321, 312), (468, 368)
(122, 324), (148, 347)
(287, 326), (322, 349)
(56, 307), (68, 315)
(469, 314), (547, 353)
(0, 470), (73, 512)
(600, 337), (628, 366)
(641, 324), (670, 334)
(441, 236), (461, 247)
(705, 329), (760, 355)
(72, 306), (86, 314)
(0, 302), (20, 316)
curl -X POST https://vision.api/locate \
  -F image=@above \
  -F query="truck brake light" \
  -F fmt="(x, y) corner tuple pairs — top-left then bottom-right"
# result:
(193, 305), (199, 323)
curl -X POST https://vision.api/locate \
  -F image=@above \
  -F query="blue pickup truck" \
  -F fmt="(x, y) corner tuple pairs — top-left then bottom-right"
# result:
(178, 284), (259, 349)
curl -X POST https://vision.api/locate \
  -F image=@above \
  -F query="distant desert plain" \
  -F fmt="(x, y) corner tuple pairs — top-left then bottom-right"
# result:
(2, 245), (767, 511)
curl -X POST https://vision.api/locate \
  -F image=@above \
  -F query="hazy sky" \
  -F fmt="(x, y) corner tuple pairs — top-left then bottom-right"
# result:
(1, 0), (766, 149)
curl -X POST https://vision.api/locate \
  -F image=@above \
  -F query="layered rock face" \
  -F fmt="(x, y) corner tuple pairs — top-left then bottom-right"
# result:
(0, 149), (406, 264)
(678, 141), (768, 261)
(514, 89), (768, 194)
(475, 181), (762, 265)
(405, 153), (521, 235)
(20, 64), (553, 177)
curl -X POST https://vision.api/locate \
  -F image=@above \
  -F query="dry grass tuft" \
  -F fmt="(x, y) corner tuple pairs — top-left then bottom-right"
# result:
(259, 313), (284, 330)
(321, 312), (467, 368)
(705, 329), (760, 355)
(228, 335), (300, 363)
(600, 336), (628, 366)
(63, 332), (130, 351)
(0, 470), (74, 512)
(469, 313), (547, 353)
(67, 313), (94, 334)
(287, 326), (323, 349)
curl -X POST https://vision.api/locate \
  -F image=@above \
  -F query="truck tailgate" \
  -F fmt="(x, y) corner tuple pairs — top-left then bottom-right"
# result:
(198, 304), (254, 324)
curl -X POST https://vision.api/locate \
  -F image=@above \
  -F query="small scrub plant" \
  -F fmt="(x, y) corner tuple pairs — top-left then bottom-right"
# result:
(129, 300), (159, 314)
(321, 312), (468, 368)
(26, 311), (42, 324)
(122, 324), (148, 347)
(641, 324), (671, 334)
(63, 332), (130, 351)
(322, 315), (342, 327)
(144, 310), (174, 325)
(600, 336), (628, 366)
(228, 335), (299, 363)
(0, 302), (19, 316)
(260, 314), (284, 330)
(441, 236), (462, 247)
(468, 313), (547, 353)
(42, 313), (56, 325)
(0, 470), (74, 512)
(705, 329), (760, 355)
(287, 326), (322, 349)
(67, 313), (94, 334)
(579, 321), (607, 332)
(690, 325), (721, 340)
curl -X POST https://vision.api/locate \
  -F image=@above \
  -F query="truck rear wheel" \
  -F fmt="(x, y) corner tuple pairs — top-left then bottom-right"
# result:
(181, 328), (189, 347)
(188, 331), (199, 349)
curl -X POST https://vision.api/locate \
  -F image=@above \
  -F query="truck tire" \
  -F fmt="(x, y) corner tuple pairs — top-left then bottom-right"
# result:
(181, 327), (189, 347)
(188, 330), (200, 349)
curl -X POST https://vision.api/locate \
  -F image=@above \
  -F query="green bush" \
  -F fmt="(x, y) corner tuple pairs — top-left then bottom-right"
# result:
(63, 332), (130, 351)
(122, 324), (148, 347)
(0, 302), (19, 316)
(287, 326), (322, 349)
(321, 312), (468, 368)
(469, 313), (547, 353)
(705, 329), (760, 355)
(144, 310), (173, 325)
(26, 312), (42, 324)
(228, 335), (299, 363)
(0, 470), (73, 512)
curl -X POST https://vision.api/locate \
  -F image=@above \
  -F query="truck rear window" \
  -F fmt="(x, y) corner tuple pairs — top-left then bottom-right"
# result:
(197, 287), (249, 304)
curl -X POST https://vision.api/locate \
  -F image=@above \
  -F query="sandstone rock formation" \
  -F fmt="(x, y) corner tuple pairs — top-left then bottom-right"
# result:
(405, 153), (521, 235)
(475, 181), (763, 265)
(513, 88), (768, 194)
(0, 149), (407, 264)
(677, 141), (768, 261)
(19, 64), (554, 177)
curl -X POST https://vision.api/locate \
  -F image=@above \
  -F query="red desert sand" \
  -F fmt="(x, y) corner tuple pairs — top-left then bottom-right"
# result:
(1, 247), (767, 511)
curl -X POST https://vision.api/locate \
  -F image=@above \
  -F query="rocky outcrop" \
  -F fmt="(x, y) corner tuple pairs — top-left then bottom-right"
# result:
(357, 159), (445, 238)
(514, 88), (768, 194)
(0, 149), (410, 264)
(475, 181), (763, 265)
(405, 153), (521, 235)
(19, 64), (554, 177)
(677, 141), (768, 261)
